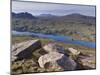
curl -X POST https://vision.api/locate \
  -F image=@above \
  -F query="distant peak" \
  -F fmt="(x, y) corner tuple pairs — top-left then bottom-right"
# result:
(12, 12), (36, 19)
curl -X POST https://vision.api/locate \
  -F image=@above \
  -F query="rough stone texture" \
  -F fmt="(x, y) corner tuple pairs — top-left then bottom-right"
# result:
(11, 39), (41, 61)
(38, 52), (76, 71)
(43, 43), (65, 54)
(11, 40), (96, 74)
(78, 55), (96, 69)
(11, 56), (18, 62)
(67, 48), (80, 56)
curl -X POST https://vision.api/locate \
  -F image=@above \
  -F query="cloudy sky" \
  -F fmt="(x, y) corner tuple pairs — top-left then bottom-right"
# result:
(12, 1), (96, 16)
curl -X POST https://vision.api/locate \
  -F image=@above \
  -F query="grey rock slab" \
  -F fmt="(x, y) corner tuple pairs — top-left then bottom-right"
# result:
(38, 52), (76, 71)
(11, 39), (41, 61)
(43, 43), (65, 54)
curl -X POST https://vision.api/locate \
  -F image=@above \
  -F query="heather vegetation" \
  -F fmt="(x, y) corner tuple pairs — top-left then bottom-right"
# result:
(12, 12), (96, 42)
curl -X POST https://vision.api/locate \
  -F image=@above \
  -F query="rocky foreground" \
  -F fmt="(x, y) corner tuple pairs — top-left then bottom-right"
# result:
(11, 39), (96, 74)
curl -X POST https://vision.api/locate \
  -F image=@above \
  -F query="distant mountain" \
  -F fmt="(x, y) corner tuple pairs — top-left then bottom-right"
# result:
(12, 12), (36, 19)
(36, 14), (58, 19)
(59, 13), (96, 25)
(39, 14), (56, 17)
(12, 12), (95, 24)
(64, 13), (94, 18)
(12, 12), (96, 42)
(37, 13), (96, 25)
(62, 13), (95, 20)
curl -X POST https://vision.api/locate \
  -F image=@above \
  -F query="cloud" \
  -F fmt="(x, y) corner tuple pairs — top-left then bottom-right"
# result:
(12, 1), (96, 16)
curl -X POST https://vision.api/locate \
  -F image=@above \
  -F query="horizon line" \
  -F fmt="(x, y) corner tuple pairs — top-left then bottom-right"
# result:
(12, 12), (96, 17)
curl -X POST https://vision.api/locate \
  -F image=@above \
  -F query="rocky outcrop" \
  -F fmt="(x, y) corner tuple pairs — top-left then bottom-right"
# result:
(11, 40), (96, 74)
(38, 43), (77, 71)
(67, 48), (80, 56)
(38, 52), (76, 71)
(78, 55), (96, 69)
(43, 43), (65, 54)
(11, 39), (41, 61)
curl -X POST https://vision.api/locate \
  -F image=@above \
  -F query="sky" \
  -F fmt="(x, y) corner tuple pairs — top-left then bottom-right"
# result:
(12, 1), (96, 16)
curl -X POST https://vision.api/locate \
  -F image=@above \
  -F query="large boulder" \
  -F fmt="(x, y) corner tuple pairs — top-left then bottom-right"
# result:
(38, 52), (76, 71)
(67, 48), (80, 56)
(43, 43), (65, 54)
(78, 55), (96, 69)
(11, 39), (41, 61)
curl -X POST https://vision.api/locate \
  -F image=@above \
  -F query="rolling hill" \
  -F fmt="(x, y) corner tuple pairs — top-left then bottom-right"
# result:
(12, 12), (96, 42)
